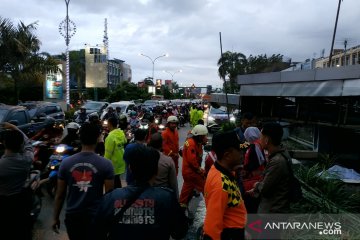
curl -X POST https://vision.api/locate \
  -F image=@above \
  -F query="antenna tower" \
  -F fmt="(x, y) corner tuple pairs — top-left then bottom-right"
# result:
(103, 18), (109, 59)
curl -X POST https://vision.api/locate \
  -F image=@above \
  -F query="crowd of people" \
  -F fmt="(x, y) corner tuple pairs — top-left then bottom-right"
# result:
(0, 100), (298, 240)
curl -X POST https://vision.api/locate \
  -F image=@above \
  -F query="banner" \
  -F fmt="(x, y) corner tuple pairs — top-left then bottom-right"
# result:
(45, 64), (63, 99)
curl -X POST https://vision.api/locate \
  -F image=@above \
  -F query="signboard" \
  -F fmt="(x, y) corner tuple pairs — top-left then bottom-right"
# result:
(156, 79), (162, 88)
(45, 64), (63, 99)
(85, 45), (107, 88)
(148, 86), (156, 95)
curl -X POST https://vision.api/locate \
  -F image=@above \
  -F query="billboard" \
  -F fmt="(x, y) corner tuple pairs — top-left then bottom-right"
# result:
(156, 79), (162, 88)
(85, 45), (107, 88)
(45, 64), (63, 99)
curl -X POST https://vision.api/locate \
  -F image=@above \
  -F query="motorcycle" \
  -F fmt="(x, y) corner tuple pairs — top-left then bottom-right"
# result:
(45, 144), (76, 197)
(32, 140), (54, 175)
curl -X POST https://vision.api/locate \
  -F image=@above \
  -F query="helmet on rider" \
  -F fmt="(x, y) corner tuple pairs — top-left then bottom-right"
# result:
(88, 112), (99, 122)
(130, 110), (137, 118)
(67, 122), (80, 130)
(191, 124), (208, 136)
(167, 116), (179, 123)
(119, 114), (127, 121)
(44, 117), (56, 128)
(66, 122), (80, 135)
(80, 106), (86, 112)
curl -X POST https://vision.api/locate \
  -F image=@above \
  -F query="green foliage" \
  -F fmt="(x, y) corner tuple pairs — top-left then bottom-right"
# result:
(247, 54), (289, 73)
(292, 161), (360, 214)
(65, 108), (76, 121)
(107, 81), (151, 102)
(220, 122), (236, 132)
(217, 52), (290, 94)
(0, 17), (60, 104)
(85, 87), (110, 101)
(217, 51), (247, 93)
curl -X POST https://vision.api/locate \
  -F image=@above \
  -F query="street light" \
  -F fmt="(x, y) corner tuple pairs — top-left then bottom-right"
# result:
(59, 0), (76, 108)
(163, 69), (182, 81)
(139, 53), (168, 82)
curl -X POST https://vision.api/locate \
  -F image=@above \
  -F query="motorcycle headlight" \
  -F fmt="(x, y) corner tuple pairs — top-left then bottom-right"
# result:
(50, 165), (56, 170)
(159, 124), (165, 130)
(56, 145), (66, 153)
(208, 116), (215, 121)
(103, 120), (108, 126)
(155, 119), (159, 124)
(230, 116), (236, 122)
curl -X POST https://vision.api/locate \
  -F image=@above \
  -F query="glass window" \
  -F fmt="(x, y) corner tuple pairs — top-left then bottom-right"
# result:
(9, 111), (27, 125)
(352, 54), (356, 65)
(45, 106), (58, 115)
(0, 109), (8, 122)
(210, 107), (227, 114)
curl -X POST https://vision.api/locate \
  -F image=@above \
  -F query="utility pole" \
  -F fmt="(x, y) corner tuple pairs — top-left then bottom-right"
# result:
(103, 18), (110, 89)
(219, 32), (230, 121)
(328, 0), (342, 67)
(59, 0), (76, 109)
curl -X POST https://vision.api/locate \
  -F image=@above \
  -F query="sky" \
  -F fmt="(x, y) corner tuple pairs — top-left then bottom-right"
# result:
(1, 0), (360, 88)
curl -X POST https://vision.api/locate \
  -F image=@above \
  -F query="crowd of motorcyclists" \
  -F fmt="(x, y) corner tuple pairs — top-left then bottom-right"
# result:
(0, 99), (210, 239)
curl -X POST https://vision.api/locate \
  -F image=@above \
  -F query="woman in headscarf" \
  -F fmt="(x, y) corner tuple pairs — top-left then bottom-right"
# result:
(242, 127), (266, 213)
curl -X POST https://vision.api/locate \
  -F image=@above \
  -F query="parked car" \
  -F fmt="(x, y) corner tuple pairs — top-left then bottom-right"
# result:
(19, 101), (65, 124)
(73, 100), (109, 120)
(205, 106), (236, 133)
(100, 101), (136, 120)
(142, 100), (159, 109)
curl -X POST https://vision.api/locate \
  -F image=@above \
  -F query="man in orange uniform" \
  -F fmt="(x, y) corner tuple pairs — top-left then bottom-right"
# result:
(179, 124), (208, 208)
(203, 130), (248, 240)
(162, 116), (180, 175)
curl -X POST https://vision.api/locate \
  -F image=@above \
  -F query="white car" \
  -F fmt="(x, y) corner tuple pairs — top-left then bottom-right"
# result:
(205, 106), (236, 133)
(100, 101), (136, 120)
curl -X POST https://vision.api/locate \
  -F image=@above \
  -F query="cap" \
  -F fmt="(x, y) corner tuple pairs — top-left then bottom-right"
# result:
(212, 130), (249, 153)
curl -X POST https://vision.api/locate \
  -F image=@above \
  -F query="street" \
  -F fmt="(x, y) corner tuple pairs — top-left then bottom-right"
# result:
(32, 123), (207, 240)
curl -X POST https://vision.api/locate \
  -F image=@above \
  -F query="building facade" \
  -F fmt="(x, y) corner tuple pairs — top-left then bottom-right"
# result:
(315, 45), (360, 68)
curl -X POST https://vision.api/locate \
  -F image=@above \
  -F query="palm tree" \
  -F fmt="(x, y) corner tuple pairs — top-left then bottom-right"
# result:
(217, 51), (247, 93)
(0, 17), (59, 103)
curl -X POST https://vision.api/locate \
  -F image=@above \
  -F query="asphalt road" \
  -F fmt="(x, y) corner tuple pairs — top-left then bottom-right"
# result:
(32, 123), (208, 240)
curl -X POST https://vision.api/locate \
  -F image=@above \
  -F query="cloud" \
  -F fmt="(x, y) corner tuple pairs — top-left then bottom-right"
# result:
(1, 0), (360, 87)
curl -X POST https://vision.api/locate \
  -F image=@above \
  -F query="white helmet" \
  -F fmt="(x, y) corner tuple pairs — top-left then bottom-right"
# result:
(67, 122), (80, 130)
(167, 116), (179, 123)
(191, 124), (208, 136)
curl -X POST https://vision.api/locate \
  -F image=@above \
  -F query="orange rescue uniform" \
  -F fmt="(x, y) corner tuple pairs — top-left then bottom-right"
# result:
(203, 162), (247, 239)
(161, 127), (179, 174)
(179, 137), (205, 206)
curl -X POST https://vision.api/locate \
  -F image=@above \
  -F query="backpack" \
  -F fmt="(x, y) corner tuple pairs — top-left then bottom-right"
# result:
(280, 152), (303, 203)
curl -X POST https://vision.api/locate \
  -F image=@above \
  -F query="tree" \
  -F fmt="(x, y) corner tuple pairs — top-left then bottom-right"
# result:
(217, 52), (290, 94)
(107, 81), (151, 102)
(0, 17), (59, 104)
(247, 54), (289, 73)
(217, 51), (247, 93)
(69, 50), (85, 99)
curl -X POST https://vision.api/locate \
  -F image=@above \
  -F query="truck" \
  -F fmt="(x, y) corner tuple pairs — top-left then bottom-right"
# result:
(0, 103), (45, 137)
